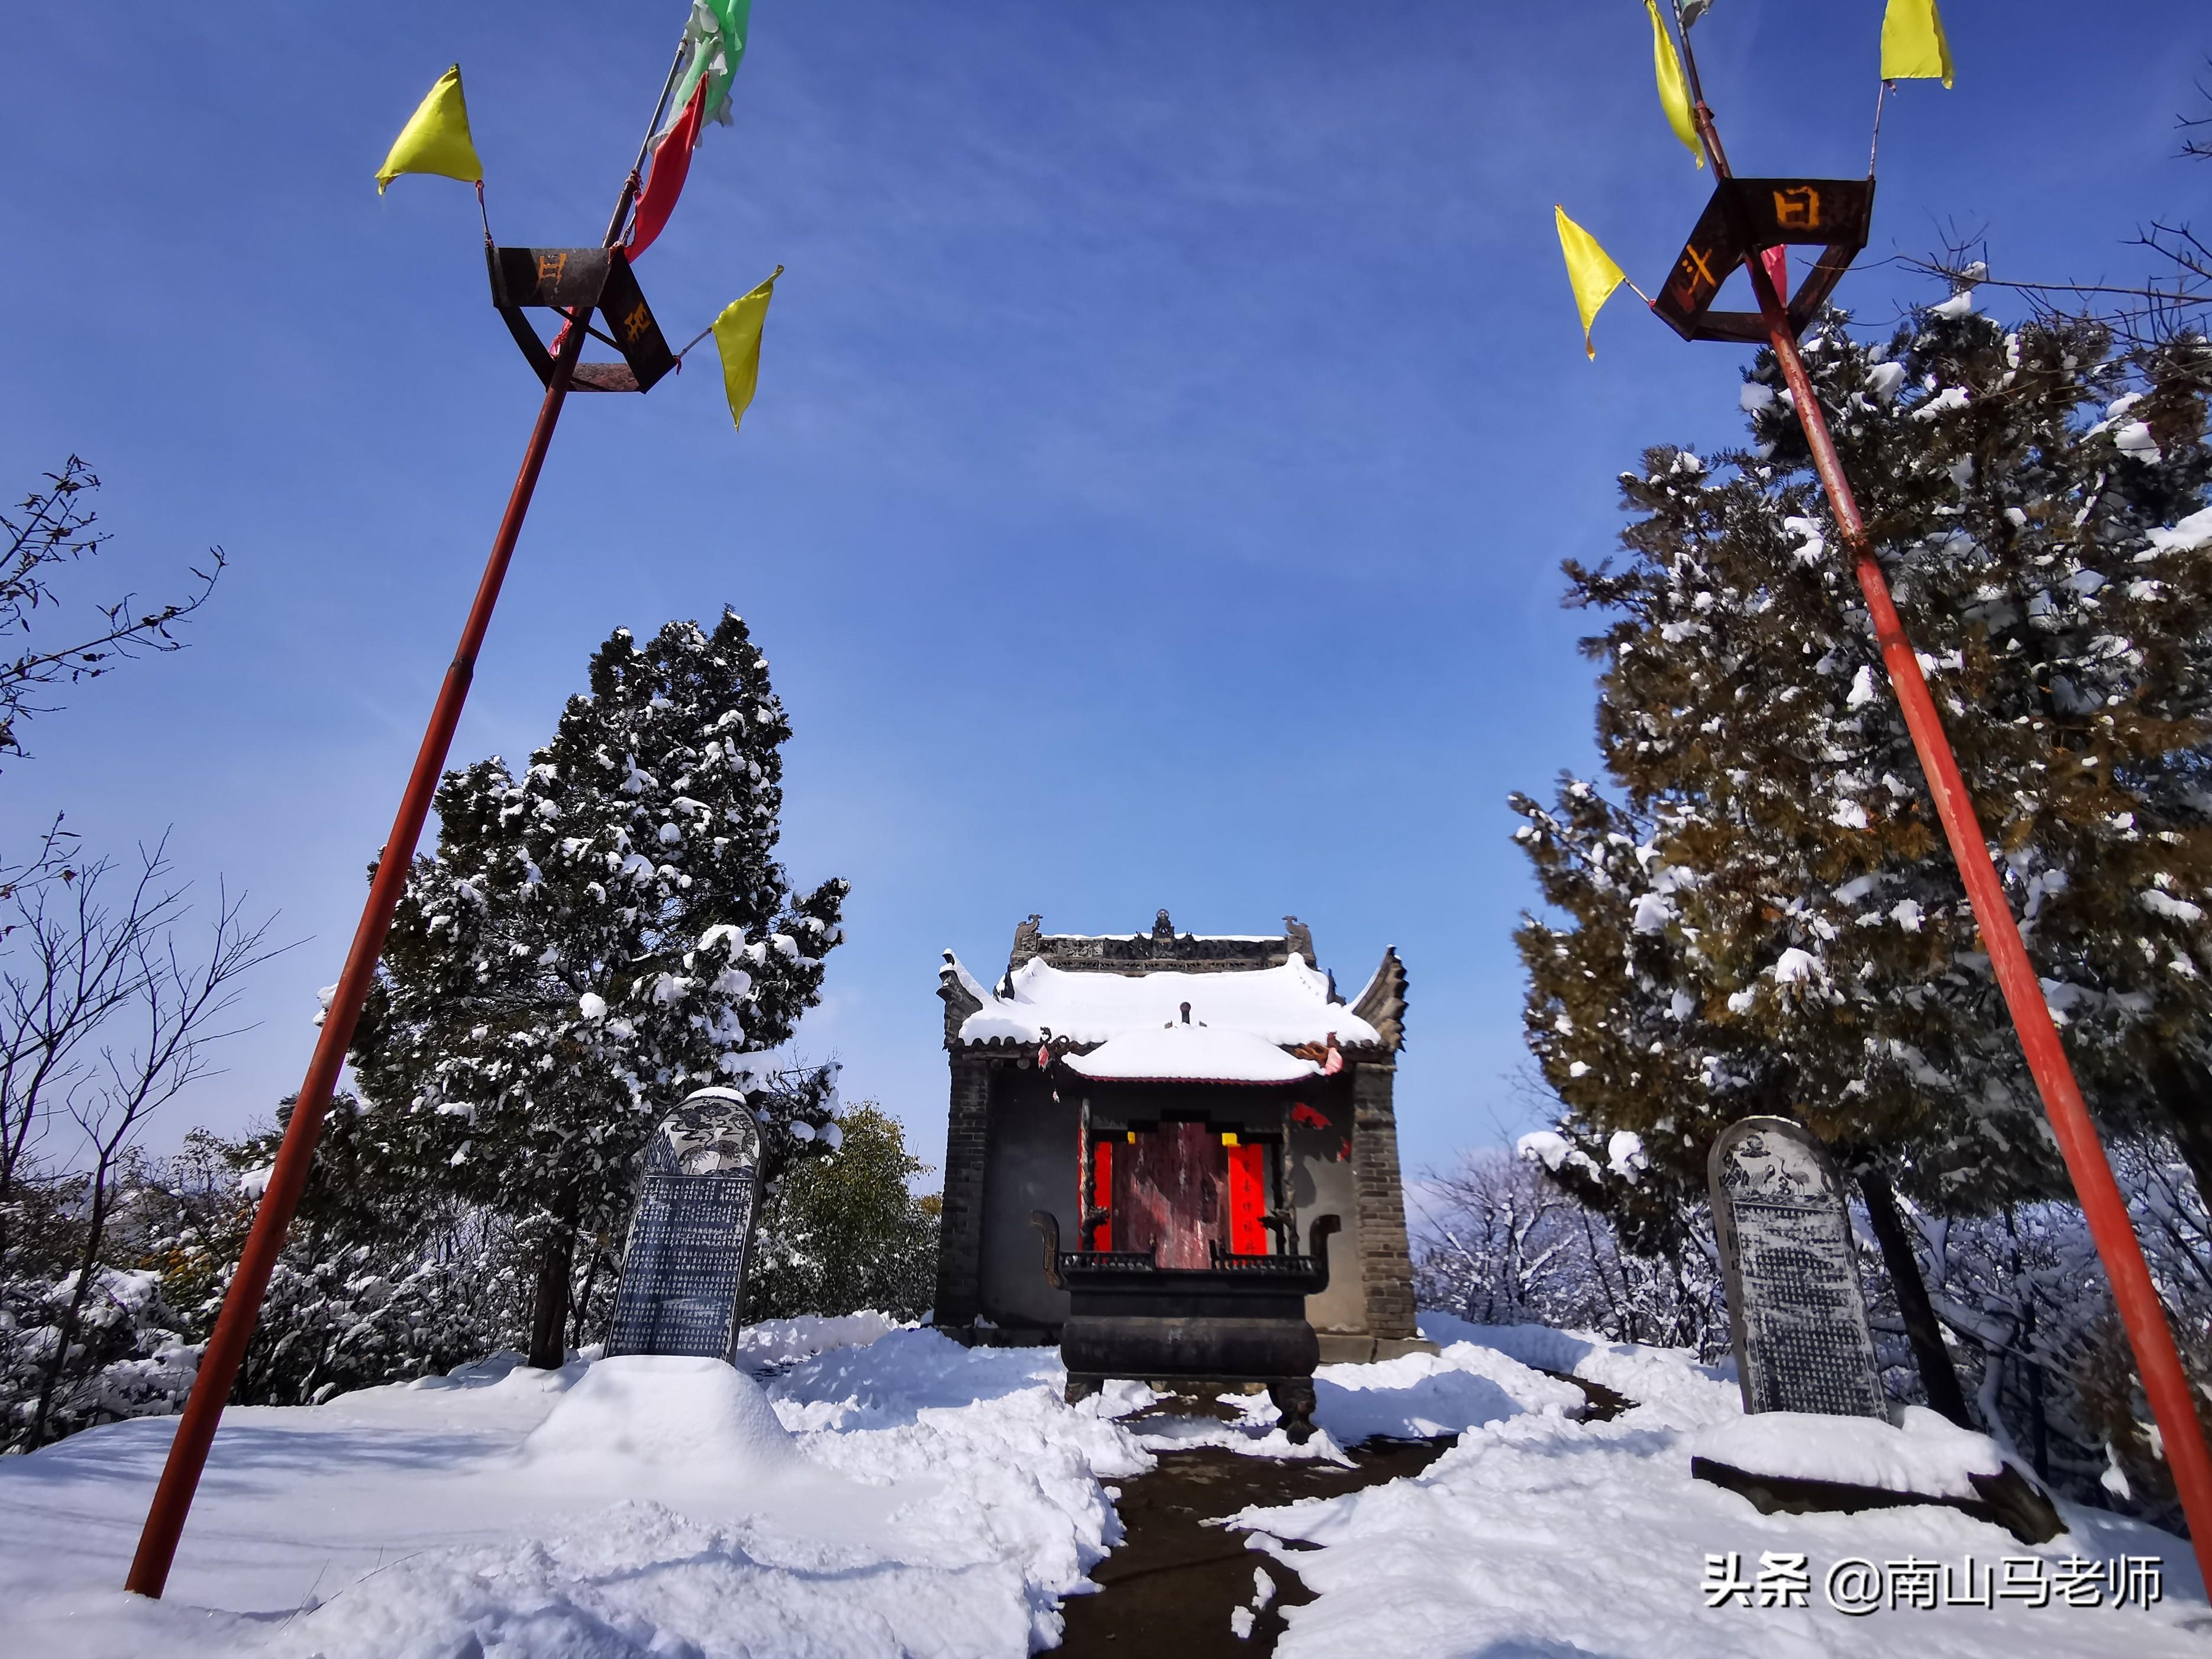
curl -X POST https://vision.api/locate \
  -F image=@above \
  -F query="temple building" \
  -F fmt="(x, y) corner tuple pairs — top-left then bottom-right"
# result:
(932, 910), (1430, 1363)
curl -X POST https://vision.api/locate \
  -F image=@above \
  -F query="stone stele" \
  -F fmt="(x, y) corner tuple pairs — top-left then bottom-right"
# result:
(1707, 1115), (1887, 1419)
(604, 1086), (763, 1363)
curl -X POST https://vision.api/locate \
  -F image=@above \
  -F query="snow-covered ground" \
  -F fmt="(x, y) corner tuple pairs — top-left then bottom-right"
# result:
(1236, 1314), (2208, 1658)
(0, 1311), (2202, 1657)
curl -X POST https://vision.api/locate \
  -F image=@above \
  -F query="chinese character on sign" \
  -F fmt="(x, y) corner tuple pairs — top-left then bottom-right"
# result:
(1771, 184), (1822, 230)
(1702, 1553), (1755, 1609)
(2113, 1555), (2164, 1609)
(1673, 243), (1720, 310)
(1996, 1556), (2050, 1607)
(1755, 1553), (1809, 1609)
(1885, 1557), (1940, 1611)
(2050, 1557), (2107, 1609)
(1942, 1556), (1992, 1608)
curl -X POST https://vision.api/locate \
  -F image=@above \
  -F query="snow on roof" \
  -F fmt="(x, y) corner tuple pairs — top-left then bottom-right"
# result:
(953, 955), (1379, 1049)
(1035, 932), (1289, 943)
(1062, 1022), (1322, 1085)
(943, 954), (993, 1008)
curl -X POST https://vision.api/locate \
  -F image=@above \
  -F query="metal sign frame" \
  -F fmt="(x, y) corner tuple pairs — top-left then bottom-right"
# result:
(486, 244), (678, 392)
(1651, 176), (1874, 345)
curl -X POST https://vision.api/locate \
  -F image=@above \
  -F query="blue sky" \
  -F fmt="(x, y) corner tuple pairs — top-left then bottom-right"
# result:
(2, 2), (2204, 1186)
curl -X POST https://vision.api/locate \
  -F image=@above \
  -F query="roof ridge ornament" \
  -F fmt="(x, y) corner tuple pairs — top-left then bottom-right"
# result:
(1005, 911), (1309, 975)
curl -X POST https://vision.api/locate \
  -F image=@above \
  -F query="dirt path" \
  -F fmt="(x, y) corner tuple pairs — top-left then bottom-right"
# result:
(1055, 1370), (1630, 1655)
(1539, 1367), (1629, 1422)
(1056, 1429), (1453, 1657)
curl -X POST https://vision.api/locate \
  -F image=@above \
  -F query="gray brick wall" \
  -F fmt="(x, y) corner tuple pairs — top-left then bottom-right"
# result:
(932, 1055), (993, 1326)
(1351, 1060), (1419, 1340)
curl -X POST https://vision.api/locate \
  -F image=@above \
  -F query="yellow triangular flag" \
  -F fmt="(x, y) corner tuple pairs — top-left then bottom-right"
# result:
(1645, 1), (1704, 167)
(1881, 0), (1955, 89)
(712, 267), (783, 432)
(1555, 208), (1627, 362)
(375, 66), (485, 195)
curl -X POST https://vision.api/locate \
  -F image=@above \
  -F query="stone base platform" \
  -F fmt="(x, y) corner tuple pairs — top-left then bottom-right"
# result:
(1691, 1456), (2066, 1546)
(1317, 1334), (1441, 1365)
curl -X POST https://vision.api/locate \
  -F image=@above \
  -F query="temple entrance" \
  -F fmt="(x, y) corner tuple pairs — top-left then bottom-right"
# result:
(935, 914), (1421, 1359)
(1116, 1121), (1225, 1269)
(1100, 1121), (1274, 1267)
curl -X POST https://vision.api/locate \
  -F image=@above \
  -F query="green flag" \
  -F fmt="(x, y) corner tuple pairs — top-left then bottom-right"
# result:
(670, 0), (754, 130)
(712, 266), (782, 431)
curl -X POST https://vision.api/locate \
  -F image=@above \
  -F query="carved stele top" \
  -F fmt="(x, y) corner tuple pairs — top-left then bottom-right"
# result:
(644, 1085), (762, 1176)
(1708, 1116), (1888, 1421)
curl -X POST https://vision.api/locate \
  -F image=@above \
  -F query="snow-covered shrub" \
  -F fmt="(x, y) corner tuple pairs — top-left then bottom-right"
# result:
(0, 1121), (537, 1423)
(745, 1102), (939, 1324)
(199, 1110), (540, 1403)
(0, 1150), (218, 1451)
(225, 1242), (531, 1407)
(0, 1257), (198, 1450)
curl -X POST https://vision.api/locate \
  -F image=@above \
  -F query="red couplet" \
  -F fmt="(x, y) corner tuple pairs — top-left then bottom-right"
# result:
(1226, 1143), (1268, 1255)
(1090, 1140), (1113, 1250)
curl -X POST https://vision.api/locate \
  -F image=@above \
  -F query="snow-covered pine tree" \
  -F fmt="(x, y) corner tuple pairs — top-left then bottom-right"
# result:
(1512, 302), (2212, 1411)
(353, 613), (847, 1367)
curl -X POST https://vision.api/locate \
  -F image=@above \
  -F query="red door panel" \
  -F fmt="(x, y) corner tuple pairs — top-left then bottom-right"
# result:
(1112, 1121), (1229, 1269)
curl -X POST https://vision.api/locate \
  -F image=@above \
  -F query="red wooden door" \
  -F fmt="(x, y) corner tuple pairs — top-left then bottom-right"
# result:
(1112, 1121), (1228, 1269)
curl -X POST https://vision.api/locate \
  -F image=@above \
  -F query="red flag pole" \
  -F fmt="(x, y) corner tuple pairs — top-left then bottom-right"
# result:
(1673, 25), (2212, 1584)
(122, 48), (689, 1600)
(125, 302), (593, 1606)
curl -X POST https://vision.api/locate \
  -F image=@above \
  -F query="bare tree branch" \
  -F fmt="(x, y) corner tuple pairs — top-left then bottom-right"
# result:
(2179, 58), (2212, 163)
(25, 881), (284, 1447)
(1888, 73), (2212, 353)
(0, 837), (190, 1267)
(0, 458), (227, 770)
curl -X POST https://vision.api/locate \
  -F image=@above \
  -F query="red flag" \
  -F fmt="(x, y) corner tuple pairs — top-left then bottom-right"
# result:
(1761, 243), (1788, 303)
(628, 80), (706, 259)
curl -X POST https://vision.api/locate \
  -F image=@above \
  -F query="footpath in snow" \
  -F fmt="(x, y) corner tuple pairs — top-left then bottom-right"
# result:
(0, 1311), (2202, 1657)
